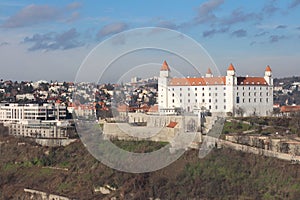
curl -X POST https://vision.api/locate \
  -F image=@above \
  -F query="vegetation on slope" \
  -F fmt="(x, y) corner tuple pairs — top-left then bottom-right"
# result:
(1, 134), (300, 199)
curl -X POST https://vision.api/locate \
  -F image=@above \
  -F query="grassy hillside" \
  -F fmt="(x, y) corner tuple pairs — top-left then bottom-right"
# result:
(1, 134), (300, 199)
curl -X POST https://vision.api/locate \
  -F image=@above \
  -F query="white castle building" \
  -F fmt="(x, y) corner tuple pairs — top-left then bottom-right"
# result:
(158, 61), (273, 117)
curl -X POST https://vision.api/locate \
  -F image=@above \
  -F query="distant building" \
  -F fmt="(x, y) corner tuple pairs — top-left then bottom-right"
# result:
(158, 61), (273, 117)
(0, 103), (66, 122)
(68, 104), (95, 119)
(8, 120), (68, 138)
(16, 93), (35, 101)
(280, 105), (300, 116)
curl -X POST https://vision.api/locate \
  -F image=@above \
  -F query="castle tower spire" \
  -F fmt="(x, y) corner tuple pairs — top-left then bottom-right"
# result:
(264, 65), (273, 85)
(160, 60), (170, 71)
(206, 68), (213, 77)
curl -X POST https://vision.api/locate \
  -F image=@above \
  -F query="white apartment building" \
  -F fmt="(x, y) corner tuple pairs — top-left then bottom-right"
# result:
(0, 103), (67, 122)
(8, 120), (68, 138)
(158, 61), (273, 117)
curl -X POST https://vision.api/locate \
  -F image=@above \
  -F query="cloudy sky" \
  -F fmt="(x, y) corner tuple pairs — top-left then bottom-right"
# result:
(0, 0), (300, 82)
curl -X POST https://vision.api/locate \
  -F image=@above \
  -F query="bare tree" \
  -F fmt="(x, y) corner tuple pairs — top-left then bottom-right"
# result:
(235, 107), (245, 117)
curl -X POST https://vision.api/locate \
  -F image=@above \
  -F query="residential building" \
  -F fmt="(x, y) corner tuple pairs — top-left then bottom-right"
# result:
(0, 103), (66, 122)
(8, 120), (68, 138)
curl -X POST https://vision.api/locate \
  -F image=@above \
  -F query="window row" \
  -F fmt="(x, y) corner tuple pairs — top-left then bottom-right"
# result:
(236, 97), (269, 103)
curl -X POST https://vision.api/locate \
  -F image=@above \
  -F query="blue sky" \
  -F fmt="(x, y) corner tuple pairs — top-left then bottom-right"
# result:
(0, 0), (300, 81)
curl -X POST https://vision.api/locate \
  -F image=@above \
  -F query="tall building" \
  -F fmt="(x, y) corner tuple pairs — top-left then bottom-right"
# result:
(158, 61), (273, 117)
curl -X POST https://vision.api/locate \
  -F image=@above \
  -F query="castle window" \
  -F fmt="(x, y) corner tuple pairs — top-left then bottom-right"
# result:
(209, 105), (212, 109)
(195, 99), (198, 103)
(224, 105), (226, 109)
(224, 99), (226, 103)
(188, 93), (190, 97)
(260, 98), (262, 102)
(180, 88), (182, 91)
(202, 93), (205, 97)
(236, 97), (240, 104)
(180, 93), (182, 97)
(215, 99), (218, 103)
(266, 98), (269, 103)
(202, 99), (205, 103)
(188, 88), (190, 91)
(209, 99), (212, 103)
(172, 93), (174, 97)
(180, 99), (182, 103)
(209, 93), (211, 96)
(215, 93), (218, 97)
(249, 99), (251, 103)
(195, 88), (197, 91)
(215, 105), (218, 109)
(224, 93), (226, 96)
(254, 98), (257, 103)
(188, 99), (190, 103)
(195, 93), (198, 96)
(202, 87), (205, 91)
(172, 99), (175, 103)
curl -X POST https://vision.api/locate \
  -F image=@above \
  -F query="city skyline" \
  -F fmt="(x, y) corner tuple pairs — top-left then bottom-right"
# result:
(0, 0), (300, 81)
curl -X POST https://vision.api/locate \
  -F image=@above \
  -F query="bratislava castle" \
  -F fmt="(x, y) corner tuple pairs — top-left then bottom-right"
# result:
(158, 61), (273, 117)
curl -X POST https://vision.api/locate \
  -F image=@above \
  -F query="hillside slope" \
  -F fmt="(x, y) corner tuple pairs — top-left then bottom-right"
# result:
(1, 135), (300, 199)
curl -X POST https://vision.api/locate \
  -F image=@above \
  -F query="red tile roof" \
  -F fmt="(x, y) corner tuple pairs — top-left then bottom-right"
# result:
(169, 77), (226, 86)
(148, 105), (158, 112)
(203, 77), (226, 85)
(167, 121), (178, 128)
(227, 63), (235, 71)
(265, 65), (272, 72)
(117, 104), (128, 112)
(280, 105), (300, 113)
(206, 68), (212, 74)
(160, 60), (170, 71)
(237, 77), (268, 86)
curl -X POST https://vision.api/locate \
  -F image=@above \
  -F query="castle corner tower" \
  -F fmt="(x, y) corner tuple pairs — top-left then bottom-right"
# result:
(264, 65), (273, 86)
(158, 60), (170, 113)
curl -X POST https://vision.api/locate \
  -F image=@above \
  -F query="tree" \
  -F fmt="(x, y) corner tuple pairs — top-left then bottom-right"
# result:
(235, 107), (245, 117)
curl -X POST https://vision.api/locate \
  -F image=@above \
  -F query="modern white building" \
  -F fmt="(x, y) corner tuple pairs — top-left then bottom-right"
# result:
(8, 120), (68, 138)
(158, 61), (273, 117)
(0, 103), (67, 122)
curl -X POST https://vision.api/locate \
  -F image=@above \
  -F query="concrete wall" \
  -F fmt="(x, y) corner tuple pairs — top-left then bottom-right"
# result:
(103, 123), (178, 142)
(221, 139), (300, 162)
(34, 138), (77, 147)
(24, 188), (70, 200)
